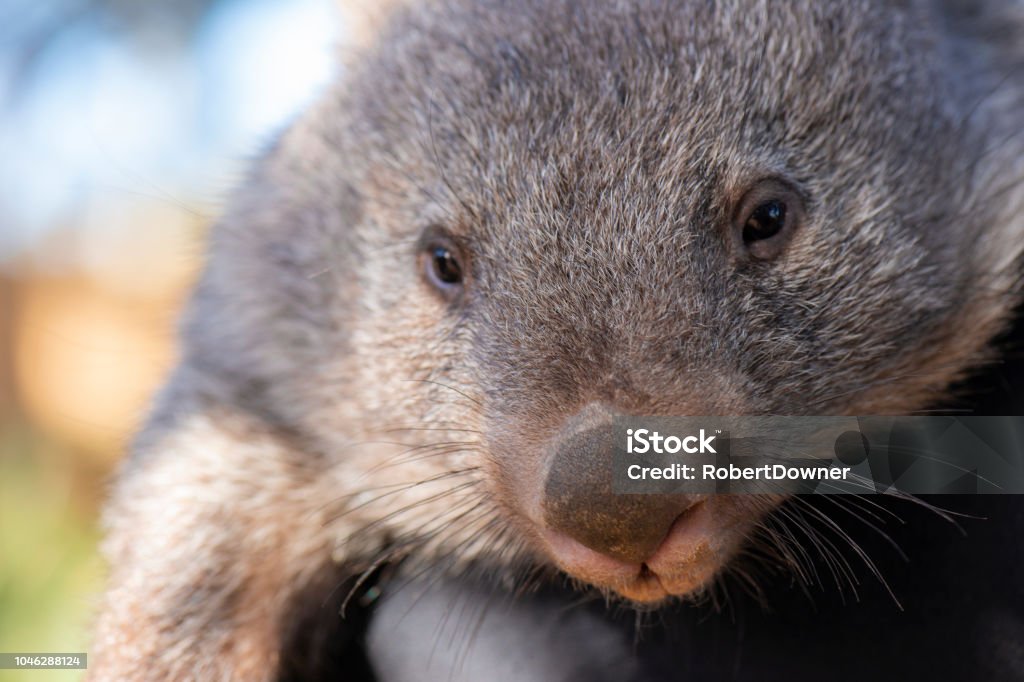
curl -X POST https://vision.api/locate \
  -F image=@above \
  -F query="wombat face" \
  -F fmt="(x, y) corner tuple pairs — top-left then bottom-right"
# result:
(190, 0), (1023, 603)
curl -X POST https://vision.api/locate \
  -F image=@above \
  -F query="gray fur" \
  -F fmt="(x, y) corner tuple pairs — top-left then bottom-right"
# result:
(90, 1), (1024, 678)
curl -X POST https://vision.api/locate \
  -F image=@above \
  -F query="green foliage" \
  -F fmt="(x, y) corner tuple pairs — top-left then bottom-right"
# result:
(0, 428), (103, 682)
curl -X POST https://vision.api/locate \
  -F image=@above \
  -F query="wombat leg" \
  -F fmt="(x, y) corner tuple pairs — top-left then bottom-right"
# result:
(89, 409), (338, 681)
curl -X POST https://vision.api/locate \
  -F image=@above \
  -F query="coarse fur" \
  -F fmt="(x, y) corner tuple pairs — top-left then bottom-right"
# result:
(91, 0), (1024, 678)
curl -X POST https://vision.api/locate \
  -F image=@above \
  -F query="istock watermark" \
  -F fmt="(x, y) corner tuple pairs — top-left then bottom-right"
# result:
(626, 428), (718, 454)
(612, 416), (1024, 495)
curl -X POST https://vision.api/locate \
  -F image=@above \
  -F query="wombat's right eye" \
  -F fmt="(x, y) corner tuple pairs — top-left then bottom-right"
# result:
(430, 246), (462, 284)
(420, 234), (467, 301)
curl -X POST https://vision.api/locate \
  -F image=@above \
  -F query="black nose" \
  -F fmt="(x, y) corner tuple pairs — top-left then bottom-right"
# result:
(542, 404), (699, 564)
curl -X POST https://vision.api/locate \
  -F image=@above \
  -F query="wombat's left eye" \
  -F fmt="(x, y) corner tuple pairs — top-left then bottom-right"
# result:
(743, 200), (787, 243)
(732, 178), (804, 261)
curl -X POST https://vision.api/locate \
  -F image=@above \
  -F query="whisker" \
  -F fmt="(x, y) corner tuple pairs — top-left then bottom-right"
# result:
(403, 378), (484, 408)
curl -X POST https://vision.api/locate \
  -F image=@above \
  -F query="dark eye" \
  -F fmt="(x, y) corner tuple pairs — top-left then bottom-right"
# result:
(732, 179), (804, 261)
(430, 245), (463, 285)
(420, 233), (467, 300)
(742, 200), (787, 243)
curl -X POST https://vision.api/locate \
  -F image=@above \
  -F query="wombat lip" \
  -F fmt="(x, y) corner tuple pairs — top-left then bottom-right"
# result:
(538, 500), (719, 602)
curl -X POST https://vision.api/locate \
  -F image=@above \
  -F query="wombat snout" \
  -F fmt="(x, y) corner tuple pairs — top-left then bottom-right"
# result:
(541, 404), (699, 564)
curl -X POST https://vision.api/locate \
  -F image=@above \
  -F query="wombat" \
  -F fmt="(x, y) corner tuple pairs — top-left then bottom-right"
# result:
(89, 0), (1024, 679)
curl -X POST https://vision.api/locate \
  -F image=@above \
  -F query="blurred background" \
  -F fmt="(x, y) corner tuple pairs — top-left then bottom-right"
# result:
(0, 1), (344, 678)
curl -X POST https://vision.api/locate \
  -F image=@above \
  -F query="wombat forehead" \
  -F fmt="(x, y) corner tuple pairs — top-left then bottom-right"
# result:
(344, 0), (953, 247)
(361, 0), (943, 147)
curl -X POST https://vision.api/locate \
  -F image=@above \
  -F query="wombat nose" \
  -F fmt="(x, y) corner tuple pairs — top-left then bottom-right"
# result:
(541, 405), (699, 564)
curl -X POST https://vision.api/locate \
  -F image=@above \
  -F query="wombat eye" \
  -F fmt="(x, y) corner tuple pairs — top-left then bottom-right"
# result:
(430, 246), (463, 285)
(420, 233), (467, 300)
(743, 200), (786, 243)
(732, 179), (804, 261)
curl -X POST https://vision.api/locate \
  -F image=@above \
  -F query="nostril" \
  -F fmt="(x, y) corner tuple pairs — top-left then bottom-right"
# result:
(541, 404), (698, 564)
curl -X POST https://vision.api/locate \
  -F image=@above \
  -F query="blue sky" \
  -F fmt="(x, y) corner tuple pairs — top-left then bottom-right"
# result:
(0, 0), (339, 259)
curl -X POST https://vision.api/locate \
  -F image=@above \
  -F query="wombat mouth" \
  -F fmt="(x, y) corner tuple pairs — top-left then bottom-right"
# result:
(539, 499), (719, 602)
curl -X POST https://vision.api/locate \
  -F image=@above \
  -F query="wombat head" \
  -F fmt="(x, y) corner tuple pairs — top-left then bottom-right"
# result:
(178, 0), (1024, 602)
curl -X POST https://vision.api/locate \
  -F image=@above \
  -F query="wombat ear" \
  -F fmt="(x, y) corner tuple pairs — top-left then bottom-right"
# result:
(338, 0), (410, 47)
